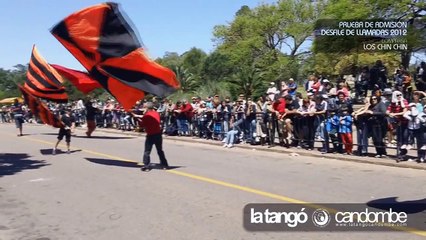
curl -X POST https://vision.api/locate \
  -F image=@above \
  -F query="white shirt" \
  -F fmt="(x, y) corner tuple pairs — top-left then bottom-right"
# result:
(267, 86), (277, 101)
(76, 99), (85, 110)
(404, 110), (421, 130)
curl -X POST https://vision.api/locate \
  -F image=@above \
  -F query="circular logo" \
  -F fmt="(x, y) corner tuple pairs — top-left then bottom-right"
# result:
(312, 209), (331, 227)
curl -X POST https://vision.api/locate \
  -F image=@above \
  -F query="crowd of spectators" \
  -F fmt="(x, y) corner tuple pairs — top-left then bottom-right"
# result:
(2, 60), (426, 163)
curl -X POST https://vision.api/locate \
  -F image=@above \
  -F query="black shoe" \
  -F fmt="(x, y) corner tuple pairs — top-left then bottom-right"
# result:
(160, 164), (170, 170)
(141, 165), (152, 172)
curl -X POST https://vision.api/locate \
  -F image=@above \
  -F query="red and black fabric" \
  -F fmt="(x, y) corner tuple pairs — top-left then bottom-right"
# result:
(19, 85), (64, 128)
(24, 45), (68, 103)
(51, 2), (180, 110)
(51, 64), (102, 94)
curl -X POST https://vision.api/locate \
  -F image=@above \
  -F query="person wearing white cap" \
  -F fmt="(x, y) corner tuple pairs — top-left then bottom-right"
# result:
(318, 79), (330, 95)
(388, 90), (409, 161)
(267, 82), (277, 101)
(287, 78), (297, 98)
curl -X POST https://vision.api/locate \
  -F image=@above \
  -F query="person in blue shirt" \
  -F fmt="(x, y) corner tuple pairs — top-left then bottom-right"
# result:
(325, 112), (341, 153)
(339, 107), (353, 154)
(287, 78), (297, 99)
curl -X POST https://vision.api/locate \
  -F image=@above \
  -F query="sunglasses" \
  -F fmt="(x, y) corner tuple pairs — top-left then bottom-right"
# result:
(372, 97), (377, 100)
(396, 94), (402, 97)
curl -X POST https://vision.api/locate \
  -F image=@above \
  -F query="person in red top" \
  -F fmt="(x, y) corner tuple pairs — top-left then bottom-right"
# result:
(132, 102), (169, 171)
(387, 90), (409, 160)
(272, 95), (286, 146)
(180, 99), (193, 136)
(311, 77), (321, 94)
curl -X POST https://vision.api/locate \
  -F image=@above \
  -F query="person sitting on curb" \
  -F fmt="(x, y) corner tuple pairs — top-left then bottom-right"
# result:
(222, 120), (243, 148)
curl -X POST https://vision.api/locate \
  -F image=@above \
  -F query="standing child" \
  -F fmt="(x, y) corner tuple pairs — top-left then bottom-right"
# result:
(339, 107), (353, 155)
(325, 111), (340, 153)
(404, 103), (422, 161)
(53, 108), (75, 155)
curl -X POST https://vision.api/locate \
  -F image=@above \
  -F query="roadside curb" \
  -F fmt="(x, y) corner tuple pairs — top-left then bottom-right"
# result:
(81, 127), (426, 171)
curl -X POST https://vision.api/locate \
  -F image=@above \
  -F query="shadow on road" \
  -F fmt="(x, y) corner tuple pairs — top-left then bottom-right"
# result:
(367, 197), (426, 214)
(85, 157), (183, 170)
(73, 135), (135, 140)
(39, 133), (58, 136)
(40, 149), (82, 155)
(0, 153), (49, 177)
(85, 157), (140, 168)
(17, 133), (31, 137)
(39, 133), (134, 140)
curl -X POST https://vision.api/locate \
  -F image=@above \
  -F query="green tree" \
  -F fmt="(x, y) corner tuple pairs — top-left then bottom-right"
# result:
(212, 0), (326, 92)
(174, 66), (197, 93)
(155, 52), (183, 70)
(182, 47), (207, 78)
(227, 65), (268, 99)
(200, 51), (234, 83)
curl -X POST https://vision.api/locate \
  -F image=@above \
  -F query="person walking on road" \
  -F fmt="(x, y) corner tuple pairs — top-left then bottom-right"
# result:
(85, 99), (98, 137)
(53, 108), (75, 155)
(132, 102), (169, 171)
(11, 98), (25, 136)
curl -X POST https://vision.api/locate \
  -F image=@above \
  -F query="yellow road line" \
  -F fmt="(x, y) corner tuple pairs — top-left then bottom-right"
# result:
(6, 133), (426, 237)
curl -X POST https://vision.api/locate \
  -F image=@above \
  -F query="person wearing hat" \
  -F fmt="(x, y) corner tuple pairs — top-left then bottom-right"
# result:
(318, 79), (330, 95)
(132, 102), (169, 171)
(388, 90), (409, 160)
(287, 78), (297, 99)
(382, 88), (392, 103)
(267, 82), (277, 101)
(381, 88), (391, 96)
(52, 108), (76, 155)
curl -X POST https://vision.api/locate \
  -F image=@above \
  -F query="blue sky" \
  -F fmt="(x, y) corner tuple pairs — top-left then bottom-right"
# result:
(0, 0), (274, 70)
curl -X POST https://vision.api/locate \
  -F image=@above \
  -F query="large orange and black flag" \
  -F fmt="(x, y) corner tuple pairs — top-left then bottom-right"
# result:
(24, 45), (68, 103)
(18, 85), (64, 128)
(51, 64), (102, 94)
(50, 2), (180, 110)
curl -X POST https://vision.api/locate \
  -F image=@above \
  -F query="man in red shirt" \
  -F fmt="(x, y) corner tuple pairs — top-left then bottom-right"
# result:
(132, 102), (169, 171)
(272, 95), (286, 146)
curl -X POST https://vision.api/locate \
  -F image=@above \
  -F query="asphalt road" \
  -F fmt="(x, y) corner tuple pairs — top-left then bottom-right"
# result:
(0, 124), (425, 240)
